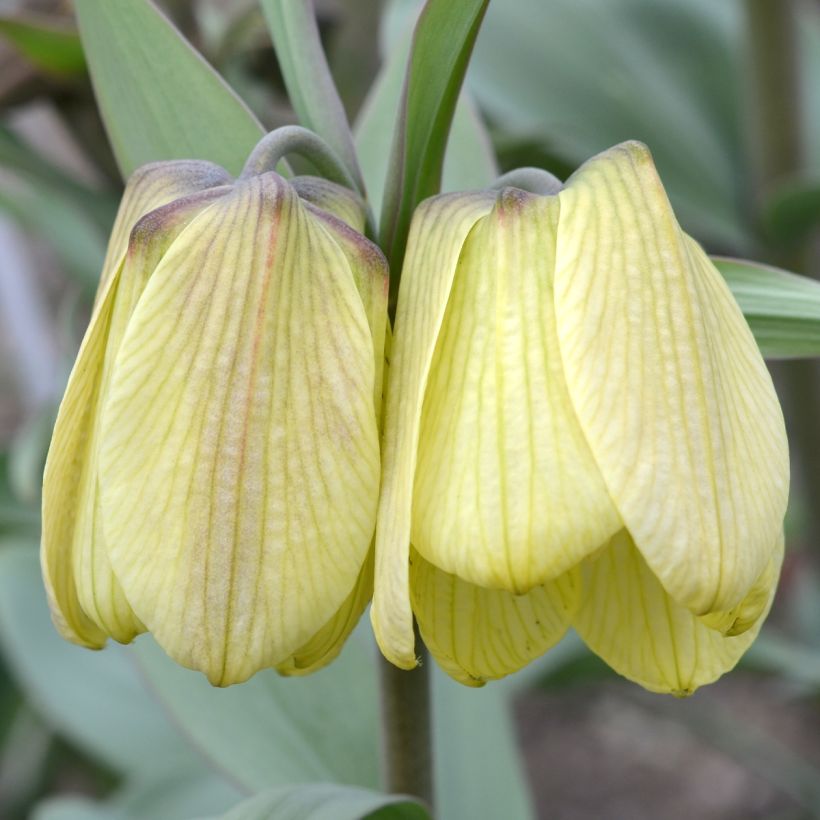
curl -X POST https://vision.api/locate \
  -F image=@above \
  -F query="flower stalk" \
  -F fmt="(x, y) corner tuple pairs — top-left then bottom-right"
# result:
(379, 640), (434, 808)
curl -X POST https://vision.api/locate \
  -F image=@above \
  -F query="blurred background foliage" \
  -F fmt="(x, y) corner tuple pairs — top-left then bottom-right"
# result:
(2, 0), (820, 818)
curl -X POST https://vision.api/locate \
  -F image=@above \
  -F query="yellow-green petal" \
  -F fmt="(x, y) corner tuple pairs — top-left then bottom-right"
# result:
(573, 529), (783, 695)
(554, 142), (789, 615)
(99, 173), (380, 686)
(292, 176), (368, 233)
(41, 185), (230, 647)
(413, 190), (621, 594)
(277, 551), (374, 677)
(96, 160), (231, 302)
(411, 548), (579, 686)
(305, 204), (388, 413)
(371, 191), (495, 670)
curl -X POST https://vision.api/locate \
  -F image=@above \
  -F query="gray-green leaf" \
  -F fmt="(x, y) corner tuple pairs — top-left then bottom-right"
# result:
(74, 0), (263, 177)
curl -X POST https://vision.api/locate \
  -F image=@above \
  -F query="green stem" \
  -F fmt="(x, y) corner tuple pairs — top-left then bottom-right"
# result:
(745, 0), (802, 188)
(745, 0), (820, 549)
(379, 640), (434, 808)
(242, 127), (377, 237)
(241, 126), (355, 186)
(492, 167), (563, 196)
(259, 0), (365, 194)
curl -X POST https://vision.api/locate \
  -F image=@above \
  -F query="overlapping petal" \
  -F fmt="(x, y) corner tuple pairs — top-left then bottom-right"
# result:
(41, 174), (230, 647)
(554, 142), (789, 616)
(413, 190), (621, 595)
(96, 161), (231, 302)
(98, 173), (381, 685)
(573, 530), (783, 694)
(371, 191), (496, 670)
(411, 548), (579, 686)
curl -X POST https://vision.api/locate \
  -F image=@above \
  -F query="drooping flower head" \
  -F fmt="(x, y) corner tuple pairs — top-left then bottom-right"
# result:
(42, 159), (387, 686)
(372, 142), (788, 694)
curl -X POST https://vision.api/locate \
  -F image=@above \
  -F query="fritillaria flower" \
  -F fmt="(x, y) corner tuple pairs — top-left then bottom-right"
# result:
(372, 142), (788, 695)
(42, 159), (387, 686)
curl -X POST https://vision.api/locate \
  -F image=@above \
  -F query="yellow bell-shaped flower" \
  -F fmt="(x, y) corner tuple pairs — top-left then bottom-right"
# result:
(42, 160), (387, 686)
(372, 141), (789, 695)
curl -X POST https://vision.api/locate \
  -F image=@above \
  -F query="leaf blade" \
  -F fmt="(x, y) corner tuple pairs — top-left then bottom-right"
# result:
(378, 0), (489, 277)
(74, 0), (264, 177)
(714, 256), (820, 358)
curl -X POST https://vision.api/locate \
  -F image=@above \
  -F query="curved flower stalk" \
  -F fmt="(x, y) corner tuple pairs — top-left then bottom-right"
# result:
(42, 157), (388, 686)
(372, 141), (789, 695)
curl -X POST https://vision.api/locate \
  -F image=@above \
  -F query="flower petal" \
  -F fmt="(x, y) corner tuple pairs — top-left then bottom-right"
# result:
(411, 548), (578, 686)
(96, 160), (231, 302)
(413, 189), (621, 594)
(554, 142), (789, 615)
(304, 204), (388, 414)
(41, 186), (230, 646)
(573, 529), (783, 695)
(99, 173), (380, 685)
(277, 551), (374, 677)
(371, 191), (495, 670)
(291, 176), (368, 232)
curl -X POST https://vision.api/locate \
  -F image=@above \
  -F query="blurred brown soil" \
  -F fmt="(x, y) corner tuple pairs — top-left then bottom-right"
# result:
(516, 674), (820, 820)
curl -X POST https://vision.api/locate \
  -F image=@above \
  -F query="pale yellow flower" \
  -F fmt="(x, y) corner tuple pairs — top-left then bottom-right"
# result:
(372, 142), (788, 695)
(42, 162), (387, 686)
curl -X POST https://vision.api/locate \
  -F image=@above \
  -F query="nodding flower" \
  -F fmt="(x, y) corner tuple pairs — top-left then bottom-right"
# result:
(372, 142), (788, 695)
(41, 155), (387, 687)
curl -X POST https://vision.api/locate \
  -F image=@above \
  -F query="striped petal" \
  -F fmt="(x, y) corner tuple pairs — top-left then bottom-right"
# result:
(305, 204), (388, 413)
(371, 192), (495, 670)
(411, 548), (579, 686)
(98, 173), (380, 685)
(573, 529), (783, 695)
(277, 552), (374, 677)
(96, 161), (231, 302)
(412, 189), (621, 595)
(291, 176), (368, 233)
(41, 185), (229, 647)
(554, 142), (789, 616)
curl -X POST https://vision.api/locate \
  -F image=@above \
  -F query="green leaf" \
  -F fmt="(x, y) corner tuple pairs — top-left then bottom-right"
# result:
(762, 176), (820, 247)
(258, 0), (363, 192)
(33, 770), (242, 820)
(0, 173), (105, 290)
(713, 256), (820, 358)
(0, 126), (116, 231)
(132, 627), (382, 791)
(0, 13), (85, 76)
(0, 546), (205, 777)
(384, 0), (750, 251)
(742, 629), (820, 690)
(379, 0), (489, 276)
(432, 668), (534, 820)
(73, 0), (264, 177)
(355, 25), (496, 220)
(207, 784), (428, 820)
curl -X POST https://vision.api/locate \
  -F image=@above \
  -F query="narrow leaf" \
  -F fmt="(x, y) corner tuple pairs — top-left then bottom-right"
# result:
(259, 0), (363, 191)
(355, 25), (497, 220)
(379, 0), (489, 278)
(713, 256), (820, 358)
(0, 13), (85, 75)
(433, 668), (535, 820)
(74, 0), (264, 177)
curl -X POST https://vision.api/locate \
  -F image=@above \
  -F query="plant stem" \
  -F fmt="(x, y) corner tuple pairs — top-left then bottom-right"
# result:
(745, 0), (820, 549)
(745, 0), (802, 188)
(241, 126), (356, 187)
(378, 639), (435, 808)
